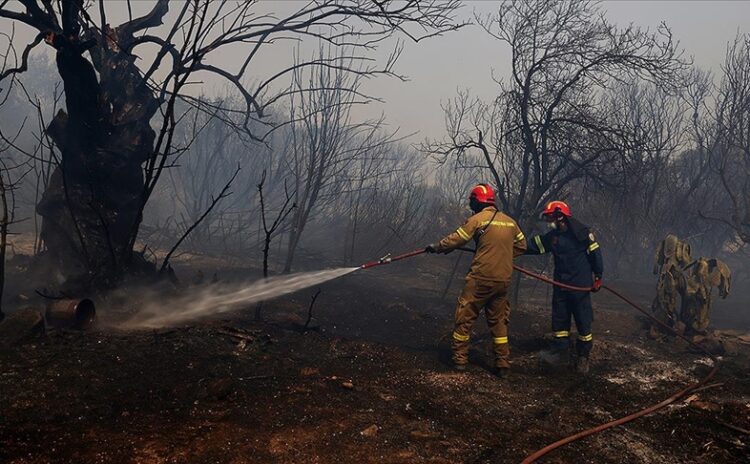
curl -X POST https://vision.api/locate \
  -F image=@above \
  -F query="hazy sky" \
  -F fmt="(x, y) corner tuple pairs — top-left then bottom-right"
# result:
(368, 0), (750, 142)
(5, 1), (750, 143)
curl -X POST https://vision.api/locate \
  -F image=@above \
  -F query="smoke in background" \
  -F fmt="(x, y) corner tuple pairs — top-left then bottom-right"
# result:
(118, 267), (360, 329)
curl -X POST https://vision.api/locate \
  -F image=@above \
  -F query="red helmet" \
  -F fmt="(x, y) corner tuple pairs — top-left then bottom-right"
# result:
(469, 184), (495, 204)
(542, 200), (571, 217)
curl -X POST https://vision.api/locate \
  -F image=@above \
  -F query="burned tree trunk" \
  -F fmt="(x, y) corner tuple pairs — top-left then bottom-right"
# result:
(36, 4), (164, 291)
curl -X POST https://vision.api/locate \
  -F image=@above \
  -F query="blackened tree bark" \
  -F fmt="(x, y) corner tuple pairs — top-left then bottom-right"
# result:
(35, 1), (165, 290)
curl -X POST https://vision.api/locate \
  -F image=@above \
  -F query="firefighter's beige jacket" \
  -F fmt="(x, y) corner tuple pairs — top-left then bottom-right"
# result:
(436, 206), (527, 282)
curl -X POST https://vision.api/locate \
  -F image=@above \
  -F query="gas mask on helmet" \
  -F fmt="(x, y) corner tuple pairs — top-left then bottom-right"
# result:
(543, 212), (565, 230)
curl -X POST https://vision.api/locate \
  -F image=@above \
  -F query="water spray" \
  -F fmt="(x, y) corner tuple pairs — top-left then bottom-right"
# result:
(122, 249), (427, 329)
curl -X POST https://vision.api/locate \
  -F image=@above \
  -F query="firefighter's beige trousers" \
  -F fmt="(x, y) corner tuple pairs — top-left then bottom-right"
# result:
(451, 278), (510, 369)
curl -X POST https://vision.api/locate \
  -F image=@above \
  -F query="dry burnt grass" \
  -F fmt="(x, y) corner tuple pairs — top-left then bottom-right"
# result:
(0, 260), (749, 463)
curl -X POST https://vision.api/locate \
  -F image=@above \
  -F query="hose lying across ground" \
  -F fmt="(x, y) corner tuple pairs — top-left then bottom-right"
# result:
(511, 264), (721, 464)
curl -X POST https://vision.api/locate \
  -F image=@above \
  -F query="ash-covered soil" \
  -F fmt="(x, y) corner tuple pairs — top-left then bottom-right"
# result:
(1, 259), (749, 463)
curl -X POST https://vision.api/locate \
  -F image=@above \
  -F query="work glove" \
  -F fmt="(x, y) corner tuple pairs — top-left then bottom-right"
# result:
(425, 244), (438, 254)
(592, 278), (603, 293)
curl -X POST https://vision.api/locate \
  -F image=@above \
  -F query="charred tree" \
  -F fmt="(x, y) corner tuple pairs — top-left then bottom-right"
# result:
(695, 34), (750, 246)
(0, 157), (26, 321)
(423, 0), (688, 304)
(425, 0), (687, 227)
(254, 171), (295, 321)
(258, 172), (296, 279)
(282, 47), (398, 272)
(0, 162), (10, 321)
(36, 2), (166, 290)
(0, 0), (462, 291)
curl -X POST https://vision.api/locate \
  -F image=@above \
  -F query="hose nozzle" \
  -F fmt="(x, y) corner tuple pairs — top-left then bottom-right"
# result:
(359, 248), (425, 270)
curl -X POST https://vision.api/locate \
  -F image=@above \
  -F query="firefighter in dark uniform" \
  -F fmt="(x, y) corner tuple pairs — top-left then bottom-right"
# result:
(525, 201), (603, 374)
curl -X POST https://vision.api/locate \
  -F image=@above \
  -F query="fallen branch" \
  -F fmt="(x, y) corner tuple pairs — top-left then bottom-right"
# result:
(34, 289), (70, 300)
(715, 419), (750, 436)
(238, 375), (271, 381)
(221, 325), (260, 334)
(690, 382), (725, 394)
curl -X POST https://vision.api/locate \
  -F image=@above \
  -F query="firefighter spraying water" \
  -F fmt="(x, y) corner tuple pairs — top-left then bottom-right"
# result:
(424, 183), (526, 377)
(113, 181), (727, 464)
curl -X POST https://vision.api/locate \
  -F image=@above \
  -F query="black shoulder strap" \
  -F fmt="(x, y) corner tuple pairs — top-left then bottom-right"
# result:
(476, 208), (499, 238)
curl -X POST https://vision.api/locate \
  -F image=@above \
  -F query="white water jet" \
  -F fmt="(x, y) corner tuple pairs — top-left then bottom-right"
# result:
(120, 267), (360, 329)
